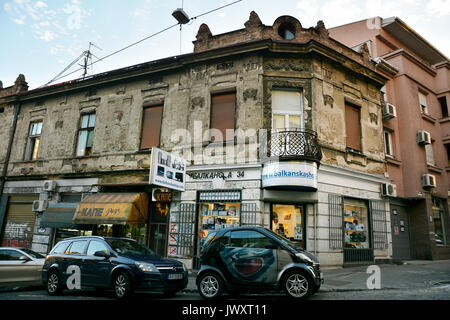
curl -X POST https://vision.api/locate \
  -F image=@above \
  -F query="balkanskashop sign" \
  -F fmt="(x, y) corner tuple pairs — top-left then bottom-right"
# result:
(262, 161), (318, 189)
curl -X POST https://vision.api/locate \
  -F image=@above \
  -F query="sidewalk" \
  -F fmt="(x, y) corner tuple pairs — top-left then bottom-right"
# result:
(184, 260), (450, 293)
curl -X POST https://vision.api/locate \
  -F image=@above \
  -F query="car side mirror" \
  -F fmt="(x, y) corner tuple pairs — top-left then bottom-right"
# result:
(19, 255), (31, 262)
(94, 251), (110, 259)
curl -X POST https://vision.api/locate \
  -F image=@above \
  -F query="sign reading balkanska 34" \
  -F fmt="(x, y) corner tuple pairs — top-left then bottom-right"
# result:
(262, 162), (318, 189)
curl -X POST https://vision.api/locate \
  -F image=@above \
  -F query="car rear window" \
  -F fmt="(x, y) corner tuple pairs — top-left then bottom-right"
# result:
(51, 241), (70, 254)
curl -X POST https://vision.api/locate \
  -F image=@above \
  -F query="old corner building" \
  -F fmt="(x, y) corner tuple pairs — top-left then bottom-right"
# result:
(0, 11), (447, 268)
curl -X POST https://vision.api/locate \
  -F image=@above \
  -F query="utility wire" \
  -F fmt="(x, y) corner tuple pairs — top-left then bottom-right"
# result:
(42, 0), (244, 86)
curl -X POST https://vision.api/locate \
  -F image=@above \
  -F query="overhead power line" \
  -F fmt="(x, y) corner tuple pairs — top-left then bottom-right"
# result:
(42, 0), (243, 87)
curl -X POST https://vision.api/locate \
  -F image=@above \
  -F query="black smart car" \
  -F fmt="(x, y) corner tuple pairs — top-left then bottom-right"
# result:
(42, 236), (188, 299)
(196, 226), (323, 300)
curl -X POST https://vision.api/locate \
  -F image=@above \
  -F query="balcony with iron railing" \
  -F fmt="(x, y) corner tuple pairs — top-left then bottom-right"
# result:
(260, 129), (322, 163)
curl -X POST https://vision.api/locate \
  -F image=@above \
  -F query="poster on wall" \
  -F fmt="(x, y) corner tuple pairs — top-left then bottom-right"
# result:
(149, 147), (187, 191)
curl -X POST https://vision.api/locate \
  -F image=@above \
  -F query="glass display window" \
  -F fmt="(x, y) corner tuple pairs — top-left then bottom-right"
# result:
(271, 204), (305, 248)
(343, 199), (370, 249)
(198, 202), (241, 249)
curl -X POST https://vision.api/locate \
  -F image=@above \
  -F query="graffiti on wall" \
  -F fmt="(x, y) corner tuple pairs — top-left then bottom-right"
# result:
(1, 221), (31, 248)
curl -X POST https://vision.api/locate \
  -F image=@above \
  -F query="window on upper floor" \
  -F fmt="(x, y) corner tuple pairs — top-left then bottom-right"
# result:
(24, 121), (42, 161)
(384, 129), (394, 158)
(345, 103), (361, 152)
(210, 92), (236, 142)
(438, 97), (448, 118)
(272, 89), (304, 131)
(418, 91), (428, 115)
(140, 103), (163, 150)
(425, 143), (435, 166)
(76, 113), (96, 157)
(380, 86), (387, 105)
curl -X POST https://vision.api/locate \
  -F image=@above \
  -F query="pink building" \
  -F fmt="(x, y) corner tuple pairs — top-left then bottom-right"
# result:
(330, 17), (450, 260)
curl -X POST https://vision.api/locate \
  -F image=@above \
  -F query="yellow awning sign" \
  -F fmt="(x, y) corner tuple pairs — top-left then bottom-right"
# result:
(73, 193), (149, 225)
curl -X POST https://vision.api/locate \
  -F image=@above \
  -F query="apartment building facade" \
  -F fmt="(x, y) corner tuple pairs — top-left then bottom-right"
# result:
(0, 12), (391, 267)
(330, 17), (450, 260)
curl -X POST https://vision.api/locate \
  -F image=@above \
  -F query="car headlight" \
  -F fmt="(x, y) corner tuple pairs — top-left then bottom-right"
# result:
(135, 262), (159, 273)
(296, 252), (315, 266)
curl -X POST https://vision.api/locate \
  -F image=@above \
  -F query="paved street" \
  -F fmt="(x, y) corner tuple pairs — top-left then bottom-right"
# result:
(0, 260), (449, 301)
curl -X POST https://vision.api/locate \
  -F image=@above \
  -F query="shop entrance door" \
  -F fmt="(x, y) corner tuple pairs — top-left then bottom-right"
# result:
(390, 205), (412, 260)
(271, 204), (305, 249)
(148, 202), (169, 257)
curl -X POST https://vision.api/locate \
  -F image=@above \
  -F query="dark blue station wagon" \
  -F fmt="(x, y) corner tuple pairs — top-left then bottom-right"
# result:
(42, 236), (188, 299)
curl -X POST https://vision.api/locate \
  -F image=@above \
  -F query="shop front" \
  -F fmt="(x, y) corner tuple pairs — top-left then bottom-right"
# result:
(271, 204), (306, 249)
(71, 192), (149, 245)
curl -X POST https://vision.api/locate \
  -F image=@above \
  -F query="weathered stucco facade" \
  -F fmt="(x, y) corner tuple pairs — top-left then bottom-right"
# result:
(0, 12), (391, 267)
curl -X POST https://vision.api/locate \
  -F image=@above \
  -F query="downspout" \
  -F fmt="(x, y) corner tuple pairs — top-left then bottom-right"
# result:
(0, 98), (21, 233)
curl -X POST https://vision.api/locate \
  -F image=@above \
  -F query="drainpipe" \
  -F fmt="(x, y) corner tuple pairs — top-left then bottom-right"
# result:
(0, 99), (21, 232)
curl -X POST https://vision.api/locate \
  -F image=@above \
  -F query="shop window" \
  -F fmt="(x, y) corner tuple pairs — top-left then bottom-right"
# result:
(140, 103), (163, 149)
(272, 204), (304, 248)
(419, 91), (428, 115)
(345, 103), (361, 152)
(24, 121), (42, 161)
(198, 190), (241, 251)
(210, 92), (236, 142)
(432, 198), (447, 245)
(344, 199), (370, 249)
(439, 97), (448, 118)
(76, 113), (96, 157)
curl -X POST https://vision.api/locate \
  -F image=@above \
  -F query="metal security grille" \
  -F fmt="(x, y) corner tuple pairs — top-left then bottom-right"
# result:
(328, 194), (343, 249)
(197, 190), (241, 203)
(240, 203), (260, 226)
(370, 200), (388, 250)
(168, 203), (196, 258)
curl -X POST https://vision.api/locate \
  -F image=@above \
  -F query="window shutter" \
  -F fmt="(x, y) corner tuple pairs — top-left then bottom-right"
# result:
(345, 104), (361, 151)
(210, 92), (235, 142)
(140, 105), (163, 149)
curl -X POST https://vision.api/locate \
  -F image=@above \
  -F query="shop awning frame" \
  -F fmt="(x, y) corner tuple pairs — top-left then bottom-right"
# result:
(40, 203), (80, 229)
(72, 193), (149, 225)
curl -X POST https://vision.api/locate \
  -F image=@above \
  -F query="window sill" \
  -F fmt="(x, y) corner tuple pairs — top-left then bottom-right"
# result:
(427, 164), (443, 174)
(438, 116), (450, 124)
(386, 156), (401, 166)
(421, 113), (436, 124)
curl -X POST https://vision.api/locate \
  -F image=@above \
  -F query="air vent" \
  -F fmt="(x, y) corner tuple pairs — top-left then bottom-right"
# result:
(381, 183), (397, 197)
(422, 174), (436, 188)
(417, 130), (431, 145)
(32, 200), (48, 212)
(382, 103), (397, 120)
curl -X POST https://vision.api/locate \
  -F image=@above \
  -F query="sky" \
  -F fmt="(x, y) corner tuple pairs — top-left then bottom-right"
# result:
(1, 0), (449, 90)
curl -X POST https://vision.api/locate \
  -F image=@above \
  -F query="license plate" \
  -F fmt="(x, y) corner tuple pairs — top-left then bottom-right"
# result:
(168, 273), (183, 280)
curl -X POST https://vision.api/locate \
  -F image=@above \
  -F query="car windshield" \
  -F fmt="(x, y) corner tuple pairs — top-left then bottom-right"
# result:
(106, 239), (158, 257)
(265, 229), (303, 251)
(20, 248), (45, 259)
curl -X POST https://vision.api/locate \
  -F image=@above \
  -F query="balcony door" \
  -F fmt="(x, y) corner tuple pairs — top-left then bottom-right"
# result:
(272, 90), (304, 131)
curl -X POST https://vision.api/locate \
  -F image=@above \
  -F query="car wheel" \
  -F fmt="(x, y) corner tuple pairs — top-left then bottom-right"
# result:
(283, 270), (313, 300)
(113, 272), (133, 299)
(198, 272), (224, 300)
(47, 270), (63, 296)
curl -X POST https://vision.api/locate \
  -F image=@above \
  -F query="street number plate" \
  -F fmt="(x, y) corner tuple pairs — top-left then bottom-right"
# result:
(168, 273), (183, 280)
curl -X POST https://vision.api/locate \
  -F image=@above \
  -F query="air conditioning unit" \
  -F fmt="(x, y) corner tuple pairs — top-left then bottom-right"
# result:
(151, 188), (169, 201)
(32, 200), (48, 212)
(381, 183), (397, 197)
(382, 103), (397, 120)
(417, 130), (431, 145)
(43, 180), (57, 192)
(422, 174), (436, 188)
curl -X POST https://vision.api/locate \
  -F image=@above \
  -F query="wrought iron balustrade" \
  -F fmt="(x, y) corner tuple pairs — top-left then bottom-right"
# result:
(261, 129), (322, 163)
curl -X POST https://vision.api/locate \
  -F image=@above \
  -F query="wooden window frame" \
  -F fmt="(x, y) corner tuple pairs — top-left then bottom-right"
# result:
(140, 102), (163, 150)
(24, 121), (43, 161)
(76, 112), (96, 157)
(209, 90), (236, 143)
(345, 102), (362, 152)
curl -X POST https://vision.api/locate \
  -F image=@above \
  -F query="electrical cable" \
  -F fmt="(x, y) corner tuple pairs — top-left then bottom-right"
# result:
(42, 0), (244, 86)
